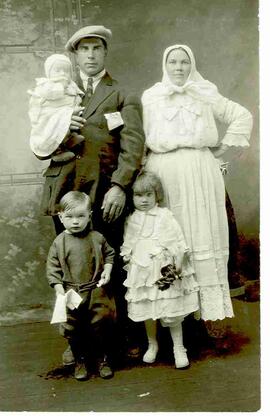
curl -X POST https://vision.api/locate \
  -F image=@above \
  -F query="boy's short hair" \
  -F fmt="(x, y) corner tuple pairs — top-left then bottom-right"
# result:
(133, 170), (164, 203)
(58, 191), (91, 212)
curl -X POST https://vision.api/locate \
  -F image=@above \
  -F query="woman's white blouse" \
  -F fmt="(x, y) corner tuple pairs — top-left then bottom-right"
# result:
(142, 91), (253, 153)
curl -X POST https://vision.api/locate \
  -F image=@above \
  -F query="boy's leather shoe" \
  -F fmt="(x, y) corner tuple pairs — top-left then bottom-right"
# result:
(62, 345), (75, 366)
(74, 360), (88, 381)
(97, 356), (114, 379)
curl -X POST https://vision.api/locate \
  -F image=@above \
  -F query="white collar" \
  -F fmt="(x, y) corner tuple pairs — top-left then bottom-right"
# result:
(80, 68), (106, 83)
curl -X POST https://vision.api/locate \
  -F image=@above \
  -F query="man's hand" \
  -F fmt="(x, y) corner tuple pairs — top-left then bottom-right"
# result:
(54, 283), (65, 296)
(97, 264), (112, 287)
(70, 106), (86, 131)
(102, 185), (126, 222)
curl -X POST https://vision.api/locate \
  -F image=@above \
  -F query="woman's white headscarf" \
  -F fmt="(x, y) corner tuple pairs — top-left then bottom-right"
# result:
(144, 44), (219, 105)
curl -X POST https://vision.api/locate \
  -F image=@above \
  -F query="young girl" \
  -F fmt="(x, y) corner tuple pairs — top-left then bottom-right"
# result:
(120, 171), (199, 368)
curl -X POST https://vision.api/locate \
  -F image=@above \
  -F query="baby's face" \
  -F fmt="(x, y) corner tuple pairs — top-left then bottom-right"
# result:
(49, 61), (72, 82)
(133, 190), (156, 211)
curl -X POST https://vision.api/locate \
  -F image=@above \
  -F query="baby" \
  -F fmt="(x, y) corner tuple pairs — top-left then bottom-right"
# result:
(28, 54), (84, 163)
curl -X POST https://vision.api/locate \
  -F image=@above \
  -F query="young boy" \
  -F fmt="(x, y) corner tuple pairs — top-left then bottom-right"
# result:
(46, 191), (116, 381)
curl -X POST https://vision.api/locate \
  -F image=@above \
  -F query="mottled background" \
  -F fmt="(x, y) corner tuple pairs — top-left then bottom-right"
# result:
(0, 0), (259, 315)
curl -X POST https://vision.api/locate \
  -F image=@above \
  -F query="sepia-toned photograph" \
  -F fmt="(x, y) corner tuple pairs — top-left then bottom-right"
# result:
(0, 0), (261, 412)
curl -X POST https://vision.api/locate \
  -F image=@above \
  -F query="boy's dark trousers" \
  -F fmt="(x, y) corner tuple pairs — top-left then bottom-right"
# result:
(59, 287), (115, 368)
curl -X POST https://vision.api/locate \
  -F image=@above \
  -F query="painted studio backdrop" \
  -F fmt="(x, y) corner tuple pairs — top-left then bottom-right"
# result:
(0, 0), (259, 320)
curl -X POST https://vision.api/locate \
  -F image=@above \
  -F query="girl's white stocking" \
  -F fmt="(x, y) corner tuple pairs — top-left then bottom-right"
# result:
(143, 319), (158, 363)
(169, 320), (189, 369)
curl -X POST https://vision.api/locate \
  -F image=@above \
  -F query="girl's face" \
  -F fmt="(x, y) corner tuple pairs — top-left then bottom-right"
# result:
(165, 48), (191, 86)
(58, 203), (90, 234)
(133, 189), (156, 211)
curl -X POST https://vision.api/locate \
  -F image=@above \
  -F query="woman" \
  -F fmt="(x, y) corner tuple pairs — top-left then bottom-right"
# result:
(142, 45), (253, 322)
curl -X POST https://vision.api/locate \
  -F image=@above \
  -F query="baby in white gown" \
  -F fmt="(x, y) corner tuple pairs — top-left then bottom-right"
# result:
(28, 54), (84, 163)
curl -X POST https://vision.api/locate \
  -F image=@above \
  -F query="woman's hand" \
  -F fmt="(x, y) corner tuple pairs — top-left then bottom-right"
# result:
(102, 185), (126, 223)
(70, 106), (86, 131)
(211, 144), (229, 158)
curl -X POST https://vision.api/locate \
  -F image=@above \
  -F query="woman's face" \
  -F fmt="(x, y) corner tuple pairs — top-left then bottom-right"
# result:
(165, 48), (191, 86)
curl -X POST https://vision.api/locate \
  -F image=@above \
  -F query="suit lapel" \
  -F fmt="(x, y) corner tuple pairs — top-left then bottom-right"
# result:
(80, 72), (115, 120)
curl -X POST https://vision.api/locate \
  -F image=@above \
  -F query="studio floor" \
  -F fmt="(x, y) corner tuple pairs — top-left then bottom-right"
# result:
(0, 298), (260, 412)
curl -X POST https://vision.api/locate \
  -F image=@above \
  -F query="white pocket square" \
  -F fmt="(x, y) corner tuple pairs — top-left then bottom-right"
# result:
(104, 112), (124, 130)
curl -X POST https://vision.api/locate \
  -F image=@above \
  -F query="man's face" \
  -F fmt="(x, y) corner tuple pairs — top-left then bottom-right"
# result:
(75, 37), (107, 76)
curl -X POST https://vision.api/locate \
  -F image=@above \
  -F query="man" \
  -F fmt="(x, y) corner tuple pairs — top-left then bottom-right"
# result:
(39, 25), (145, 375)
(41, 26), (144, 234)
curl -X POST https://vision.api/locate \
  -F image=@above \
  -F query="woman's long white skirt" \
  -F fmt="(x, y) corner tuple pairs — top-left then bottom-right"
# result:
(146, 147), (234, 321)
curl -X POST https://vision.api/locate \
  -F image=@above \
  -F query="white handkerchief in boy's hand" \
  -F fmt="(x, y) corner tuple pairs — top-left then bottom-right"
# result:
(104, 112), (124, 130)
(50, 290), (82, 324)
(50, 294), (67, 324)
(65, 289), (82, 310)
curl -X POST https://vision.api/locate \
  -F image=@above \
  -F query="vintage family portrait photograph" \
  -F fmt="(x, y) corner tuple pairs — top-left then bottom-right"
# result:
(0, 0), (263, 413)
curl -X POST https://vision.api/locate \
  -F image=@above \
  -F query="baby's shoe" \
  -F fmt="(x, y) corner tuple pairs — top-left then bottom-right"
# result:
(143, 343), (158, 364)
(173, 346), (189, 369)
(52, 151), (75, 163)
(65, 132), (85, 148)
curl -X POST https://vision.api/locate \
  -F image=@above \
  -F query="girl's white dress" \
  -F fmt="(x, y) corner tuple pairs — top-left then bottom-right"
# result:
(121, 206), (199, 325)
(142, 45), (253, 321)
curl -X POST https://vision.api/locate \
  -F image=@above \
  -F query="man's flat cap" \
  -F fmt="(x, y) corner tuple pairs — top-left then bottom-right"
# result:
(65, 25), (112, 52)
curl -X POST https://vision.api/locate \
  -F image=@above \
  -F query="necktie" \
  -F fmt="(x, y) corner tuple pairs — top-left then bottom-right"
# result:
(86, 77), (93, 98)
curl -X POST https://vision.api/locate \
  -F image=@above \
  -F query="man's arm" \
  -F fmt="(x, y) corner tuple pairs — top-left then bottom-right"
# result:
(111, 92), (145, 188)
(102, 92), (145, 222)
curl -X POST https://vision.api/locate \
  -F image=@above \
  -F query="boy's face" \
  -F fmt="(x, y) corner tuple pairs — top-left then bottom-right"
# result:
(58, 204), (90, 234)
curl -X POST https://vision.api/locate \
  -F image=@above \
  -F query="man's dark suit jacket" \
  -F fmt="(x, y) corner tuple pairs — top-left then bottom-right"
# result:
(40, 72), (145, 246)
